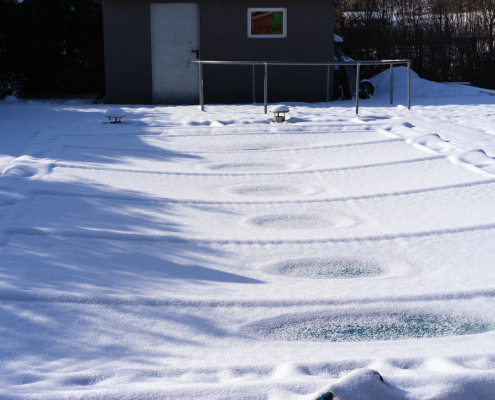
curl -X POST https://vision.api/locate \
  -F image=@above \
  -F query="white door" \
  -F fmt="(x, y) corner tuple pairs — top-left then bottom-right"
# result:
(151, 3), (200, 104)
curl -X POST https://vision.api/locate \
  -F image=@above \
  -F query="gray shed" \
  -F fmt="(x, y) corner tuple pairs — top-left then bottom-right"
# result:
(102, 0), (335, 104)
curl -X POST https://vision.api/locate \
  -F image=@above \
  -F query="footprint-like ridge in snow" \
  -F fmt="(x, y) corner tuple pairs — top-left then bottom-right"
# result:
(2, 165), (38, 178)
(407, 133), (455, 153)
(452, 149), (495, 168)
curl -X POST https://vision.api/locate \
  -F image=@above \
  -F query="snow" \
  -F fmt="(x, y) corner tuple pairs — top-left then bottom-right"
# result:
(270, 105), (290, 113)
(1, 68), (495, 399)
(372, 67), (486, 99)
(104, 107), (126, 118)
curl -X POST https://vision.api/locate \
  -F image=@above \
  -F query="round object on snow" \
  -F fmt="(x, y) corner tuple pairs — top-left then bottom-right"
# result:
(105, 108), (126, 118)
(359, 80), (375, 99)
(270, 104), (290, 113)
(105, 108), (126, 123)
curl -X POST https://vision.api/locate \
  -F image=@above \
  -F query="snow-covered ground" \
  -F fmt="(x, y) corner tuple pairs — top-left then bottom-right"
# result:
(1, 68), (495, 399)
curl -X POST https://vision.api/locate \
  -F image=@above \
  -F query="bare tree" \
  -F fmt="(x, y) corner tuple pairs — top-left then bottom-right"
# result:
(336, 0), (494, 88)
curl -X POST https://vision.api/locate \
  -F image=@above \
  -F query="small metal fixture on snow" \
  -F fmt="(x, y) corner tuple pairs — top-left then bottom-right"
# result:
(105, 108), (126, 123)
(270, 104), (289, 122)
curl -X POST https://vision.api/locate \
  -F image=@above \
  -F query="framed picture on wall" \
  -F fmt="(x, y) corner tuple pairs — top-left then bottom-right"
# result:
(248, 8), (287, 38)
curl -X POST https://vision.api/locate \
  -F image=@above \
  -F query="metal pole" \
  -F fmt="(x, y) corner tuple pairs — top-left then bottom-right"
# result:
(390, 63), (393, 105)
(252, 64), (256, 104)
(199, 61), (204, 111)
(264, 62), (268, 114)
(407, 61), (411, 109)
(355, 63), (360, 114)
(194, 59), (412, 112)
(326, 63), (330, 102)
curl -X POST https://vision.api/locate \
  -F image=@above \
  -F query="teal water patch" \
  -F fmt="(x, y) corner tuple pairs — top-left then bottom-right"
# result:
(250, 214), (329, 229)
(250, 313), (493, 342)
(266, 257), (385, 278)
(231, 184), (302, 196)
(207, 162), (287, 172)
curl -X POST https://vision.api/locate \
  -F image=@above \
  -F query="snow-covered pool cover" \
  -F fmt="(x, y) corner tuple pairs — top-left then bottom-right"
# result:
(1, 68), (495, 399)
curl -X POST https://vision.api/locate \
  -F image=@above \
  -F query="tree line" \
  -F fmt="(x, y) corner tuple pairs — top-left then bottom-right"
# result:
(336, 0), (495, 89)
(0, 0), (104, 99)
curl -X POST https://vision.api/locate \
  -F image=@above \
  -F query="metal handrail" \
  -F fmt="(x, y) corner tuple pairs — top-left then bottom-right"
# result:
(193, 59), (412, 114)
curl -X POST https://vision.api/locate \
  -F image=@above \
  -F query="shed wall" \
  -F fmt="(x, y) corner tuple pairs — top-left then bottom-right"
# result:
(200, 0), (334, 103)
(103, 0), (153, 104)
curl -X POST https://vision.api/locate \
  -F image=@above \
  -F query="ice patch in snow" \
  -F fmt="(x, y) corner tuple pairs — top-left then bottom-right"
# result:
(206, 161), (295, 172)
(247, 213), (355, 230)
(264, 257), (385, 279)
(229, 183), (305, 196)
(62, 373), (108, 387)
(248, 312), (493, 342)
